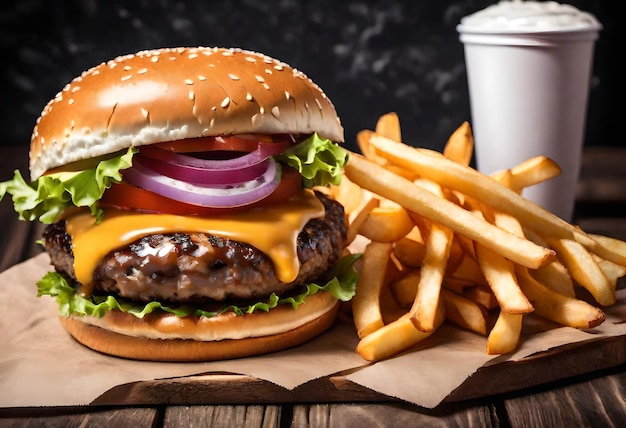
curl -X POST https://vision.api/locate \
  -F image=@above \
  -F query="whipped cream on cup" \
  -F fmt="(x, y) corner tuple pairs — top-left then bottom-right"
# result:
(458, 1), (601, 33)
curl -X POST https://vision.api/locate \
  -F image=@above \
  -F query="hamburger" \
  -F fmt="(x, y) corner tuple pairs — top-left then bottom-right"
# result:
(0, 47), (359, 361)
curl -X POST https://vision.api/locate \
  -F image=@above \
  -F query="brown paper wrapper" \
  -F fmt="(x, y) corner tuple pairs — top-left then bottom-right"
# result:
(2, 254), (625, 408)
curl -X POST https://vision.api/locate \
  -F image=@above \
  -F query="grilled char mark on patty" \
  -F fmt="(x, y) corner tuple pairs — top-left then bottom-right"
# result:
(42, 192), (347, 304)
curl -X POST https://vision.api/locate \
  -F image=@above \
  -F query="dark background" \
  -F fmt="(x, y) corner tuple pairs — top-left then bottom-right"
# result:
(0, 0), (619, 154)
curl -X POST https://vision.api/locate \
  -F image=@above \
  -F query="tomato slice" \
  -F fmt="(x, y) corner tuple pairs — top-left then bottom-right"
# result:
(101, 167), (303, 216)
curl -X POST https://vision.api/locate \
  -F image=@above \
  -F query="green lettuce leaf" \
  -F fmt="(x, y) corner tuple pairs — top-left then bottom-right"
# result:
(0, 147), (136, 224)
(37, 253), (361, 319)
(276, 133), (349, 188)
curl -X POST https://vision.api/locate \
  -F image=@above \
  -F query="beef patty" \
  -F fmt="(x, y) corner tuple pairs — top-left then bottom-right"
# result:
(42, 192), (346, 304)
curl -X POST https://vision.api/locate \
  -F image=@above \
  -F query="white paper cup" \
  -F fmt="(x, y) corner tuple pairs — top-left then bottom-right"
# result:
(457, 3), (601, 221)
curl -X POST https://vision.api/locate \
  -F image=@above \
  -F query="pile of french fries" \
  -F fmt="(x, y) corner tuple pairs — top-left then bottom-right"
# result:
(331, 113), (626, 362)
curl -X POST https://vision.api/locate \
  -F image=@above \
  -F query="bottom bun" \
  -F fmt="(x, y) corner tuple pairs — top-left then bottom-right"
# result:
(59, 291), (340, 361)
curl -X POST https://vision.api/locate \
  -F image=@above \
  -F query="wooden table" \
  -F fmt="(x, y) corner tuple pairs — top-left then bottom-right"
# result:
(1, 144), (626, 427)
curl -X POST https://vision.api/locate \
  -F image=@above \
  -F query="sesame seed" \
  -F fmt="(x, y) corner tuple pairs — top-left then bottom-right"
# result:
(285, 91), (291, 100)
(315, 98), (323, 110)
(255, 75), (265, 83)
(138, 68), (148, 74)
(121, 75), (132, 82)
(189, 90), (195, 100)
(245, 56), (257, 63)
(221, 97), (230, 108)
(185, 79), (194, 85)
(228, 74), (240, 80)
(265, 68), (272, 74)
(141, 108), (149, 120)
(274, 64), (284, 71)
(259, 107), (265, 115)
(271, 106), (280, 118)
(151, 57), (159, 63)
(246, 92), (253, 101)
(123, 65), (132, 71)
(198, 75), (207, 81)
(263, 83), (270, 90)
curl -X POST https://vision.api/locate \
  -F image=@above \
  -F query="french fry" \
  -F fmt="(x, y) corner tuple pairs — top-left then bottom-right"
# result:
(409, 221), (454, 331)
(441, 289), (488, 335)
(346, 115), (626, 361)
(364, 131), (626, 267)
(491, 155), (561, 192)
(357, 128), (379, 163)
(393, 231), (427, 268)
(375, 112), (419, 180)
(359, 200), (415, 243)
(375, 112), (402, 143)
(352, 241), (393, 338)
(543, 236), (615, 306)
(462, 285), (499, 310)
(380, 280), (407, 324)
(516, 266), (606, 329)
(407, 179), (454, 332)
(449, 255), (487, 286)
(343, 153), (556, 270)
(489, 173), (575, 299)
(589, 233), (626, 258)
(469, 202), (533, 314)
(329, 174), (364, 215)
(445, 238), (468, 277)
(593, 254), (626, 290)
(443, 121), (474, 166)
(487, 311), (523, 355)
(475, 243), (534, 314)
(356, 307), (444, 362)
(408, 211), (433, 243)
(529, 261), (576, 297)
(390, 269), (421, 307)
(451, 232), (476, 261)
(348, 198), (379, 241)
(346, 194), (379, 245)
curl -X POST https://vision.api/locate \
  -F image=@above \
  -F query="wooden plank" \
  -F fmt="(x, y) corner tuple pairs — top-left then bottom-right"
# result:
(163, 405), (281, 428)
(292, 402), (496, 427)
(0, 406), (159, 427)
(503, 370), (626, 427)
(446, 336), (626, 402)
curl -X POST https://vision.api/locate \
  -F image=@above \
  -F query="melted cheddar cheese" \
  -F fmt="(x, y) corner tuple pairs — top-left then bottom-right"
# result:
(65, 189), (325, 291)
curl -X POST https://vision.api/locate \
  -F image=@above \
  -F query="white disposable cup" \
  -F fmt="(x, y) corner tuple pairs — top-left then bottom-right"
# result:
(457, 26), (600, 221)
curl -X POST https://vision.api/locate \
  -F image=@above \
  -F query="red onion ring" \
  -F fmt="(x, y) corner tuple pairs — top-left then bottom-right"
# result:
(139, 140), (289, 170)
(123, 158), (281, 207)
(133, 156), (268, 185)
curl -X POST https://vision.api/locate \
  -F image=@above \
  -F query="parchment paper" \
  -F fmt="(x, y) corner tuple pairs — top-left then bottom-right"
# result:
(2, 254), (626, 409)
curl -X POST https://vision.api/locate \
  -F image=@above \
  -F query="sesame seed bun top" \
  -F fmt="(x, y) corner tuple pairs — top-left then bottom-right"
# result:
(29, 47), (344, 180)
